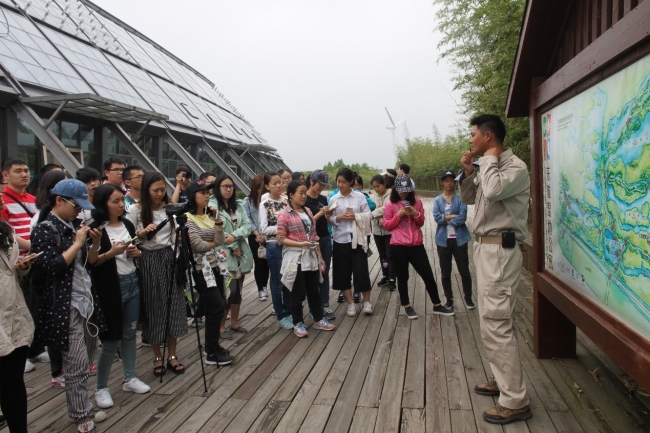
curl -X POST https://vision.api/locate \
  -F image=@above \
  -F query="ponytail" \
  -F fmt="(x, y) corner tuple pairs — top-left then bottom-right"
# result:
(37, 194), (58, 224)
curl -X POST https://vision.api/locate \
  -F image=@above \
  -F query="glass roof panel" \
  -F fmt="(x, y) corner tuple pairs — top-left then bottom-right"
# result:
(106, 55), (191, 125)
(0, 9), (94, 92)
(42, 27), (151, 109)
(12, 0), (88, 41)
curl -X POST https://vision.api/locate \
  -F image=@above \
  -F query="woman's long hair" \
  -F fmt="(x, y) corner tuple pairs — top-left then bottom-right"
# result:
(390, 188), (416, 204)
(214, 175), (238, 215)
(140, 172), (169, 228)
(0, 219), (13, 251)
(35, 170), (66, 210)
(91, 184), (124, 224)
(248, 174), (264, 208)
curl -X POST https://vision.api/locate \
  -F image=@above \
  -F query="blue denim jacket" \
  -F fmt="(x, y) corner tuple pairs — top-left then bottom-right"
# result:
(243, 197), (260, 232)
(433, 193), (471, 247)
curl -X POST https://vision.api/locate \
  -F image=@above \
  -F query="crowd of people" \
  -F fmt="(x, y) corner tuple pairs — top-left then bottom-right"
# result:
(0, 114), (533, 432)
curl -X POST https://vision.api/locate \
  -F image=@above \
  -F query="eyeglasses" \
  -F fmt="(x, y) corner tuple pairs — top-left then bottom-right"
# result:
(220, 184), (234, 190)
(61, 197), (82, 211)
(124, 175), (143, 181)
(108, 168), (125, 173)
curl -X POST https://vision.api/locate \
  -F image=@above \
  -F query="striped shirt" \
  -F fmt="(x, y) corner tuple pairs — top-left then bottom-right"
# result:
(0, 186), (36, 257)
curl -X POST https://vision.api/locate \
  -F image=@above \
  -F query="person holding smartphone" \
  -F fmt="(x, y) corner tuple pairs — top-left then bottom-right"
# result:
(328, 167), (374, 317)
(183, 180), (232, 366)
(86, 184), (151, 409)
(0, 197), (35, 433)
(171, 166), (192, 204)
(30, 179), (108, 433)
(383, 174), (453, 320)
(277, 181), (335, 337)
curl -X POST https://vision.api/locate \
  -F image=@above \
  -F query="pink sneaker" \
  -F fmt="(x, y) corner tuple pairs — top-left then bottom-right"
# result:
(51, 372), (65, 387)
(89, 364), (97, 376)
(313, 318), (336, 331)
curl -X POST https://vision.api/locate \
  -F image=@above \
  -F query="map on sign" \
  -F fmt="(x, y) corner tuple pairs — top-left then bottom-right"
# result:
(542, 53), (650, 340)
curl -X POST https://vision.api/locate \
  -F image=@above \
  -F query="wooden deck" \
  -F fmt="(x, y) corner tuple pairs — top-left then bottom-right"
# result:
(13, 199), (650, 433)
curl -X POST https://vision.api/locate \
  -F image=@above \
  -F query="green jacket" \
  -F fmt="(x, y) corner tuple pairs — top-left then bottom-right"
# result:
(212, 197), (253, 274)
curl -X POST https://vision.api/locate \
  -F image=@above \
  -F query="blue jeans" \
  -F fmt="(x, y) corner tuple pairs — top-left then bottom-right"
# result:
(96, 272), (141, 389)
(266, 241), (291, 320)
(318, 235), (333, 308)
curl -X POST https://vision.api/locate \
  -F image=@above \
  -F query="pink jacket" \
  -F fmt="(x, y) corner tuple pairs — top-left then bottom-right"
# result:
(383, 197), (426, 247)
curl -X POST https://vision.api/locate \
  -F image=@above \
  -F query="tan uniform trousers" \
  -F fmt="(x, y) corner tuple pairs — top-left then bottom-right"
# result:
(473, 242), (529, 409)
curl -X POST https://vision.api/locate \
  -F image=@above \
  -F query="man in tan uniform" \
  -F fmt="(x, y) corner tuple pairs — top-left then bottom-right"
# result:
(459, 114), (531, 425)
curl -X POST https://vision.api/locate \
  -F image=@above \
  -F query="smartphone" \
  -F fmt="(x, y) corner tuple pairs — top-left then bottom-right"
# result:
(97, 222), (108, 231)
(209, 207), (220, 220)
(346, 207), (353, 213)
(121, 236), (139, 245)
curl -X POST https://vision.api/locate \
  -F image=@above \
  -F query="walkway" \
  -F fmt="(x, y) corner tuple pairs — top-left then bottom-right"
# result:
(16, 199), (650, 432)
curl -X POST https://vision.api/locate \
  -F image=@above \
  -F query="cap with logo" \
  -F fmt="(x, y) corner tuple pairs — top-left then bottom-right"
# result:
(394, 174), (414, 193)
(51, 179), (94, 210)
(185, 180), (215, 200)
(310, 169), (329, 185)
(440, 169), (456, 180)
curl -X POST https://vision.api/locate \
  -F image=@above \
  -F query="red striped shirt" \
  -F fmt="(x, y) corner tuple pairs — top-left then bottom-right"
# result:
(0, 186), (37, 257)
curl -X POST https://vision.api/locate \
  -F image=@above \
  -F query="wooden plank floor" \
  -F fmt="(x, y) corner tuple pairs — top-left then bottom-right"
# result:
(10, 199), (650, 432)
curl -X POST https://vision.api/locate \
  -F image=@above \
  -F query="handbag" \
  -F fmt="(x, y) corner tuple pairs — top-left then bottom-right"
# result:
(257, 245), (267, 259)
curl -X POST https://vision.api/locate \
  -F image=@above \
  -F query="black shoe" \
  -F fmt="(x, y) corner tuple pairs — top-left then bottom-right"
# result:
(353, 292), (361, 303)
(444, 299), (454, 310)
(388, 280), (396, 291)
(0, 414), (6, 429)
(433, 305), (455, 316)
(337, 291), (345, 303)
(465, 298), (476, 310)
(217, 345), (230, 356)
(205, 352), (233, 366)
(404, 307), (418, 319)
(377, 277), (389, 287)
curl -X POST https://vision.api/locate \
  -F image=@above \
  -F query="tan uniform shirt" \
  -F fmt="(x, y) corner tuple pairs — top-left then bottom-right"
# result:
(459, 148), (530, 240)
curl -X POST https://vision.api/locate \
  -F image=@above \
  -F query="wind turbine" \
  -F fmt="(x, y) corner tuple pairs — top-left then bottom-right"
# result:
(385, 107), (403, 146)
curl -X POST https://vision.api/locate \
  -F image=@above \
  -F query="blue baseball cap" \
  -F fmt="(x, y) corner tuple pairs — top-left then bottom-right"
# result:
(51, 179), (94, 210)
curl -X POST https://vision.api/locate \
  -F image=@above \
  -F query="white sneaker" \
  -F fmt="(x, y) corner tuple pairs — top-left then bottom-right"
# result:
(362, 302), (373, 315)
(92, 410), (107, 423)
(29, 351), (50, 363)
(24, 360), (35, 373)
(258, 289), (267, 301)
(122, 377), (150, 394)
(95, 388), (113, 408)
(346, 304), (356, 317)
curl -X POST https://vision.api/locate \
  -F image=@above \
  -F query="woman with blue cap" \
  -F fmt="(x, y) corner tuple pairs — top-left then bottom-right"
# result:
(31, 179), (107, 433)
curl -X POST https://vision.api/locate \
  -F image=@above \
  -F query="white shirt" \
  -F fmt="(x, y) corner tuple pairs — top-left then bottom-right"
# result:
(104, 223), (136, 275)
(126, 206), (173, 250)
(258, 196), (288, 240)
(328, 190), (372, 244)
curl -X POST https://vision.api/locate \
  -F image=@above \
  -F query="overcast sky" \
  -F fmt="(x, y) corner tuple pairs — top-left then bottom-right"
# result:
(94, 0), (462, 171)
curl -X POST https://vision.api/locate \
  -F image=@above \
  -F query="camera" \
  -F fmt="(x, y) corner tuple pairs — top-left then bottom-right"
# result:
(164, 202), (191, 217)
(182, 171), (191, 179)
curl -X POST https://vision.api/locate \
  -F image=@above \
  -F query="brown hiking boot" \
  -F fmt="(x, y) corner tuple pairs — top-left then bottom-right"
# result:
(483, 404), (532, 425)
(474, 378), (500, 396)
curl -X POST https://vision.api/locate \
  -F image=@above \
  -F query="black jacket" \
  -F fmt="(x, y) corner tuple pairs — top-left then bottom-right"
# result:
(31, 213), (106, 351)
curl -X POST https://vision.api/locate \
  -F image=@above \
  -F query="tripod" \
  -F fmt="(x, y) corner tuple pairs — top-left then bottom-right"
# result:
(161, 213), (209, 393)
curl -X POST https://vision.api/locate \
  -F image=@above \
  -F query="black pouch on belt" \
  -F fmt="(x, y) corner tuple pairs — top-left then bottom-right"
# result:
(502, 231), (516, 249)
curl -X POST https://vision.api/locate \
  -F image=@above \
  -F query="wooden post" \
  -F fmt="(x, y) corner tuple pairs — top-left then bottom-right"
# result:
(530, 77), (577, 359)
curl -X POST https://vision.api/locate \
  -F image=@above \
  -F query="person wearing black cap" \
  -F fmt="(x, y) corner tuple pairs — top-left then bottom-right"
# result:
(433, 169), (474, 311)
(183, 180), (233, 366)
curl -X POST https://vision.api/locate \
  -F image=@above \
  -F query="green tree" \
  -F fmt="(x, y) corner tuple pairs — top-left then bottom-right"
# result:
(433, 0), (529, 166)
